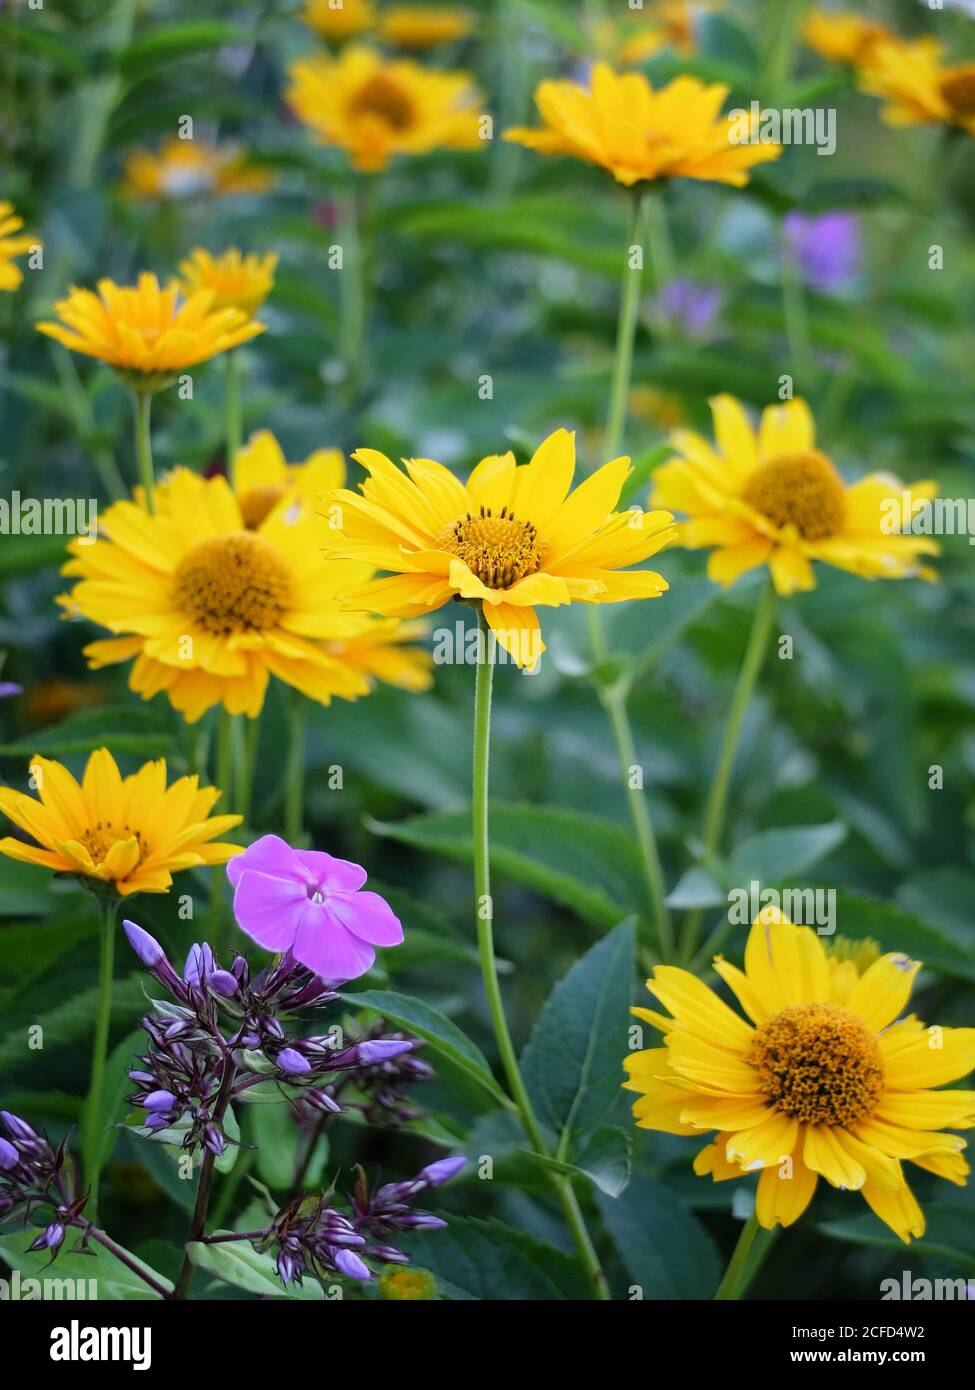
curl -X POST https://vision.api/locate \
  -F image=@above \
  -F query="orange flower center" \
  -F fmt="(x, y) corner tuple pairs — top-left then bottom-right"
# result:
(747, 1003), (884, 1126)
(439, 506), (542, 590)
(82, 821), (148, 871)
(741, 451), (846, 540)
(349, 74), (415, 131)
(940, 65), (975, 120)
(172, 532), (291, 634)
(238, 484), (287, 529)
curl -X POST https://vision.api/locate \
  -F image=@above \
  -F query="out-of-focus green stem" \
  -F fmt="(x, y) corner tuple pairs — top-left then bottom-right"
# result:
(225, 350), (242, 490)
(132, 390), (155, 515)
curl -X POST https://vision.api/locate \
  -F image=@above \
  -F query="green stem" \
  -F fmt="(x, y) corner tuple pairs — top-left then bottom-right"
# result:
(780, 247), (814, 390)
(683, 581), (777, 960)
(284, 697), (306, 843)
(339, 182), (367, 386)
(643, 187), (677, 341)
(132, 389), (156, 515)
(603, 190), (646, 460)
(211, 709), (235, 950)
(472, 612), (608, 1299)
(225, 350), (242, 490)
(237, 714), (260, 829)
(81, 896), (120, 1218)
(174, 1052), (237, 1300)
(714, 1214), (775, 1300)
(764, 0), (802, 108)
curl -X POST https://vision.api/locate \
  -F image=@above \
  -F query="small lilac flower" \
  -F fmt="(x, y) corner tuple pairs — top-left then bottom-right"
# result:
(357, 1039), (414, 1064)
(184, 943), (216, 988)
(0, 682), (21, 699)
(228, 835), (403, 982)
(419, 1156), (466, 1186)
(652, 278), (722, 338)
(783, 210), (861, 295)
(334, 1249), (371, 1280)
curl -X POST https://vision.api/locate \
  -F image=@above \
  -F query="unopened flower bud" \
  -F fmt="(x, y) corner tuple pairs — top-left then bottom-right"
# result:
(141, 1090), (176, 1112)
(419, 1156), (466, 1186)
(208, 970), (239, 997)
(334, 1249), (370, 1280)
(1, 1112), (36, 1141)
(123, 919), (165, 968)
(0, 1137), (18, 1170)
(204, 1126), (226, 1155)
(276, 1048), (311, 1074)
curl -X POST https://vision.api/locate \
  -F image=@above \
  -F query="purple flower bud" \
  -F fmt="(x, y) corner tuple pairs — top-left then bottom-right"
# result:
(263, 1018), (285, 1042)
(204, 1126), (226, 1156)
(277, 1252), (296, 1285)
(141, 1090), (176, 1112)
(419, 1156), (466, 1186)
(164, 1021), (189, 1040)
(123, 919), (165, 969)
(357, 1039), (414, 1064)
(276, 1048), (311, 1074)
(0, 1137), (18, 1170)
(128, 1071), (155, 1084)
(1, 1112), (36, 1141)
(307, 1088), (342, 1114)
(145, 1113), (170, 1131)
(334, 1249), (371, 1280)
(184, 943), (215, 987)
(208, 970), (238, 997)
(326, 1229), (366, 1249)
(231, 955), (249, 982)
(45, 1223), (65, 1248)
(404, 1213), (447, 1230)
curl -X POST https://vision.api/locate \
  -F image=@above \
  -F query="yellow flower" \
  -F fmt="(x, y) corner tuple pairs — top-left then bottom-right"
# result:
(378, 7), (473, 50)
(121, 137), (273, 200)
(285, 45), (483, 173)
(803, 10), (893, 67)
(504, 64), (781, 188)
(303, 0), (375, 42)
(601, 0), (702, 66)
(624, 910), (975, 1243)
(0, 201), (38, 292)
(858, 36), (975, 138)
(0, 748), (241, 896)
(177, 249), (278, 318)
(35, 273), (264, 382)
(323, 429), (677, 667)
(232, 429), (346, 529)
(58, 467), (431, 723)
(651, 394), (939, 594)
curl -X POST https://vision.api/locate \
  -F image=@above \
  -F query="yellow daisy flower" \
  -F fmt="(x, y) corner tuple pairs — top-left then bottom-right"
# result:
(177, 248), (278, 318)
(378, 6), (473, 50)
(285, 45), (483, 173)
(0, 748), (241, 896)
(624, 911), (975, 1244)
(302, 0), (375, 42)
(35, 273), (264, 384)
(232, 429), (346, 530)
(121, 138), (273, 200)
(651, 394), (939, 594)
(323, 429), (677, 667)
(858, 37), (975, 138)
(0, 201), (38, 292)
(504, 64), (781, 188)
(601, 0), (702, 67)
(58, 468), (431, 723)
(803, 10), (893, 67)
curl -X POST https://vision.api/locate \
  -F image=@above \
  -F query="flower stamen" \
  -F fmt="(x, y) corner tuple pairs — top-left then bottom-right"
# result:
(747, 1002), (884, 1126)
(172, 532), (291, 635)
(741, 450), (846, 540)
(438, 505), (542, 590)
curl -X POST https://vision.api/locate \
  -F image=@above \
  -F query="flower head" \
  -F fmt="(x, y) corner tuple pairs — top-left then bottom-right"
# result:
(0, 202), (38, 293)
(232, 429), (345, 529)
(783, 210), (861, 295)
(35, 273), (263, 384)
(177, 248), (278, 318)
(302, 0), (375, 42)
(58, 467), (432, 723)
(624, 911), (975, 1243)
(121, 138), (272, 200)
(596, 0), (701, 67)
(652, 277), (723, 338)
(857, 37), (975, 137)
(378, 7), (473, 50)
(505, 65), (780, 188)
(228, 833), (403, 982)
(0, 682), (21, 700)
(324, 428), (676, 667)
(803, 10), (892, 67)
(651, 395), (939, 594)
(0, 748), (240, 895)
(285, 45), (483, 173)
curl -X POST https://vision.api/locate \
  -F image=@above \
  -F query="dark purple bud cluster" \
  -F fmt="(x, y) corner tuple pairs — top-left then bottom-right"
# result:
(253, 1156), (465, 1288)
(0, 1111), (88, 1258)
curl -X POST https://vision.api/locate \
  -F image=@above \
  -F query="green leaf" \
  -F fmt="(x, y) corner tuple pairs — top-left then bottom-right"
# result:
(520, 917), (635, 1144)
(725, 822), (848, 886)
(250, 1103), (326, 1191)
(370, 803), (644, 931)
(0, 1228), (172, 1300)
(665, 867), (725, 910)
(340, 989), (509, 1107)
(0, 704), (174, 758)
(0, 19), (87, 79)
(831, 894), (975, 985)
(0, 975), (145, 1070)
(596, 1173), (721, 1299)
(214, 1106), (241, 1175)
(819, 1206), (975, 1268)
(88, 1028), (144, 1186)
(566, 1125), (631, 1198)
(401, 1215), (591, 1299)
(117, 22), (238, 76)
(187, 1237), (326, 1299)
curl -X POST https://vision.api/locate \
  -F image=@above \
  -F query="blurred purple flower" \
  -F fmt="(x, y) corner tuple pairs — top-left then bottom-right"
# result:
(0, 683), (21, 699)
(228, 834), (403, 983)
(783, 211), (861, 295)
(651, 278), (722, 338)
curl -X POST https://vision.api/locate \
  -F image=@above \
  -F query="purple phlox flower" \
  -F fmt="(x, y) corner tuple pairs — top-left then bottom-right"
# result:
(652, 277), (722, 338)
(0, 682), (22, 699)
(350, 1157), (464, 1263)
(228, 834), (403, 983)
(782, 210), (861, 295)
(265, 1194), (370, 1287)
(0, 1114), (87, 1253)
(184, 942), (217, 989)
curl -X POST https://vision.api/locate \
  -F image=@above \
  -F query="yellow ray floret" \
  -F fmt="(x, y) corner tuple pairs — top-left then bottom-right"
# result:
(505, 64), (780, 187)
(120, 138), (273, 200)
(58, 467), (431, 723)
(624, 911), (975, 1244)
(177, 248), (278, 318)
(232, 429), (346, 530)
(302, 0), (375, 42)
(0, 748), (241, 896)
(0, 201), (39, 293)
(857, 37), (975, 138)
(803, 10), (893, 68)
(651, 394), (939, 594)
(378, 7), (473, 50)
(322, 428), (677, 668)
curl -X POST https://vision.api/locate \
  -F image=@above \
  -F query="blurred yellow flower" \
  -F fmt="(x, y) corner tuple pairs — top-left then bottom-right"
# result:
(651, 394), (939, 594)
(59, 468), (431, 723)
(286, 45), (483, 172)
(378, 6), (473, 49)
(233, 428), (346, 529)
(121, 138), (273, 200)
(323, 429), (676, 667)
(303, 0), (375, 42)
(0, 201), (38, 292)
(599, 0), (702, 66)
(625, 910), (975, 1244)
(803, 10), (893, 67)
(505, 65), (780, 187)
(0, 748), (240, 895)
(24, 677), (107, 728)
(36, 273), (264, 382)
(178, 248), (278, 318)
(858, 36), (975, 137)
